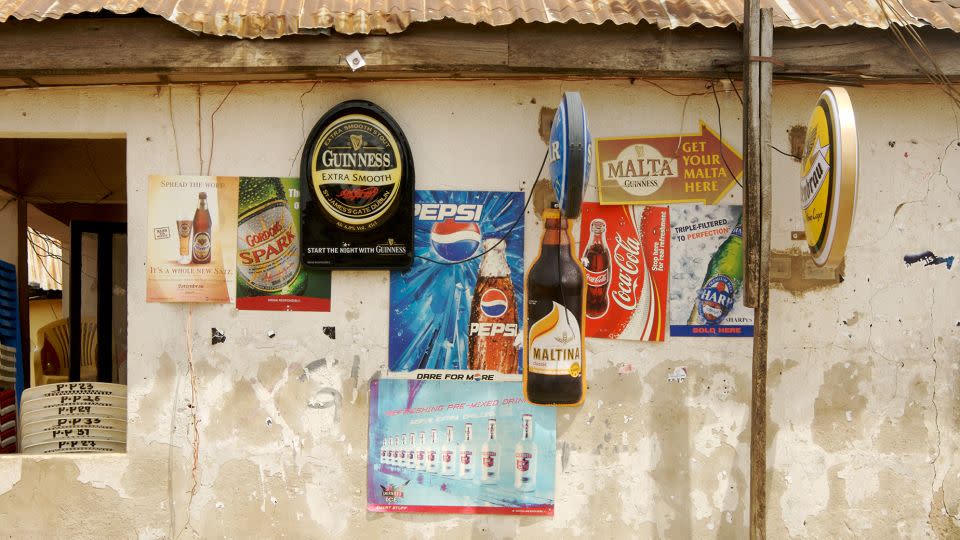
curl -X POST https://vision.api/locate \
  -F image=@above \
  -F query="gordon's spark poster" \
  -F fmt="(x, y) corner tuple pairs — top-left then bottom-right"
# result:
(578, 203), (669, 341)
(367, 378), (556, 515)
(236, 177), (332, 311)
(389, 191), (524, 374)
(669, 205), (753, 337)
(146, 175), (238, 303)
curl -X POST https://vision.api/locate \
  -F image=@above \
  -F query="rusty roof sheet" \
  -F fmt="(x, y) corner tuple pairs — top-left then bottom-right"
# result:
(2, 0), (959, 38)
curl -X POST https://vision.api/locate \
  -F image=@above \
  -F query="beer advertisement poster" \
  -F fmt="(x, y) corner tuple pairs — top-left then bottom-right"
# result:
(367, 378), (556, 515)
(236, 177), (332, 311)
(595, 122), (743, 206)
(146, 175), (238, 303)
(578, 203), (670, 341)
(669, 205), (753, 337)
(300, 100), (414, 269)
(389, 190), (524, 374)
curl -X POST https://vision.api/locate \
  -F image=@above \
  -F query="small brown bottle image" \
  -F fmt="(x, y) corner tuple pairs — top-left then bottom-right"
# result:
(191, 192), (212, 264)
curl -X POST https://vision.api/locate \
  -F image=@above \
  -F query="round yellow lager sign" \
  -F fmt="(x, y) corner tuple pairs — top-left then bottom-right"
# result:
(800, 87), (858, 267)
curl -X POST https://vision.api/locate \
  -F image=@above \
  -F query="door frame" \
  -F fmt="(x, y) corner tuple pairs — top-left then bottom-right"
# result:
(69, 221), (126, 383)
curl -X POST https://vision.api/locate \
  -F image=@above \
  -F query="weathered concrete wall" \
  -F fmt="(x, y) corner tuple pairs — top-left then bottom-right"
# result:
(0, 80), (956, 539)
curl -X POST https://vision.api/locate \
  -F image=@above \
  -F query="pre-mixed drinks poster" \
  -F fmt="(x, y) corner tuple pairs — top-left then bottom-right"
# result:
(669, 205), (753, 337)
(146, 175), (238, 303)
(578, 202), (669, 341)
(367, 379), (556, 515)
(389, 191), (524, 374)
(236, 177), (332, 311)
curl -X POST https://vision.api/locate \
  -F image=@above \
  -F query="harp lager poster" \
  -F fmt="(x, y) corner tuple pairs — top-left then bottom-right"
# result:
(300, 100), (414, 269)
(236, 177), (332, 311)
(669, 205), (753, 337)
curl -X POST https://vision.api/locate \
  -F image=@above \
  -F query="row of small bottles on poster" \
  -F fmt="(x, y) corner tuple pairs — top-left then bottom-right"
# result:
(380, 414), (538, 492)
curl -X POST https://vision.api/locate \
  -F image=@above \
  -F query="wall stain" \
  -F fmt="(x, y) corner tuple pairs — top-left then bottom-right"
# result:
(812, 362), (871, 452)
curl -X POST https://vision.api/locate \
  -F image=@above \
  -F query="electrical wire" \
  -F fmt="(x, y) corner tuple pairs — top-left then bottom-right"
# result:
(413, 148), (548, 266)
(710, 81), (744, 188)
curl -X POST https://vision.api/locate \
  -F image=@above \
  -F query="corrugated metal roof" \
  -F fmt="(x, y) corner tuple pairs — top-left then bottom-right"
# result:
(1, 0), (958, 38)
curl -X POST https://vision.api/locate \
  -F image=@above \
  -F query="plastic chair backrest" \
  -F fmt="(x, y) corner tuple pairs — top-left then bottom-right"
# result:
(37, 319), (70, 371)
(79, 318), (98, 369)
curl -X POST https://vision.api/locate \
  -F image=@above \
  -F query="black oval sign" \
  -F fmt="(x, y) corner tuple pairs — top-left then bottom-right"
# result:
(300, 101), (414, 269)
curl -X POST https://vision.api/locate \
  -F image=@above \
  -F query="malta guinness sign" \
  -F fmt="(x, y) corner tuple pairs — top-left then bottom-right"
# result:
(300, 101), (414, 269)
(800, 88), (858, 267)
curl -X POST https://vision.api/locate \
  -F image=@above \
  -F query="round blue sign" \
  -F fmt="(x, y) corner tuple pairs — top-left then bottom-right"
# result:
(548, 92), (592, 219)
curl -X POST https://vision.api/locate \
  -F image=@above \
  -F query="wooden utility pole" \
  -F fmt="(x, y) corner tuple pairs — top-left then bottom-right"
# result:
(743, 3), (774, 539)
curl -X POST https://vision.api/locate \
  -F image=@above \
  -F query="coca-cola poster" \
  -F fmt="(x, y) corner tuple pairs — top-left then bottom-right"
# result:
(669, 205), (754, 337)
(389, 191), (524, 375)
(367, 378), (556, 515)
(577, 203), (670, 341)
(146, 175), (238, 303)
(235, 177), (332, 311)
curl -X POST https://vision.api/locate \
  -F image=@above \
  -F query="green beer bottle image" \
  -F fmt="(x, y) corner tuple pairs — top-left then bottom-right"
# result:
(237, 177), (307, 297)
(688, 213), (743, 325)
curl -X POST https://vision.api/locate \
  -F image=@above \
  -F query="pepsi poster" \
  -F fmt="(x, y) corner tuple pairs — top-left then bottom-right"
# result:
(389, 191), (524, 374)
(367, 378), (556, 515)
(669, 205), (753, 337)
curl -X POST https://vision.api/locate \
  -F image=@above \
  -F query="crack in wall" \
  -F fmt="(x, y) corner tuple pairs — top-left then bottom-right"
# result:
(177, 306), (202, 539)
(927, 290), (959, 523)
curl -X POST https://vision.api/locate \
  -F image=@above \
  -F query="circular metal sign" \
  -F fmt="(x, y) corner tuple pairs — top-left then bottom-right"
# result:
(548, 91), (592, 219)
(800, 87), (858, 267)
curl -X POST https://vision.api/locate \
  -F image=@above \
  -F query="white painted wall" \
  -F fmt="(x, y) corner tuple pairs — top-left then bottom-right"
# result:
(0, 80), (956, 538)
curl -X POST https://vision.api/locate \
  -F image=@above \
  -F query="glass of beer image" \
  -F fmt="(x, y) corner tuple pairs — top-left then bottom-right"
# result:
(176, 216), (192, 264)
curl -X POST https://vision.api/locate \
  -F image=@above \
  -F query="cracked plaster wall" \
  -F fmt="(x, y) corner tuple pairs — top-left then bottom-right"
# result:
(0, 80), (956, 539)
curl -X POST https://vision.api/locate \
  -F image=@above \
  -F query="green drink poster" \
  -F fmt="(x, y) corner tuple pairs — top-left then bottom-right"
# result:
(669, 205), (753, 337)
(236, 177), (332, 311)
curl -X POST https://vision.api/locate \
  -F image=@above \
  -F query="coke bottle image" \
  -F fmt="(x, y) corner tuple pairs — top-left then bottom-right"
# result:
(524, 208), (586, 406)
(467, 238), (519, 373)
(581, 219), (611, 319)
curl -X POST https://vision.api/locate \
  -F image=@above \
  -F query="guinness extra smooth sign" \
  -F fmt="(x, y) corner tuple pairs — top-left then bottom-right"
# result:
(301, 100), (414, 269)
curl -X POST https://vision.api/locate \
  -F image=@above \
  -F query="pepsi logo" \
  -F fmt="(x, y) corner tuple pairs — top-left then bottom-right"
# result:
(479, 288), (509, 318)
(430, 219), (481, 262)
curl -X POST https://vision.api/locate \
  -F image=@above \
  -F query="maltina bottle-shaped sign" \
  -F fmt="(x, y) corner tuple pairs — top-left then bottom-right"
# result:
(524, 209), (587, 406)
(300, 100), (414, 269)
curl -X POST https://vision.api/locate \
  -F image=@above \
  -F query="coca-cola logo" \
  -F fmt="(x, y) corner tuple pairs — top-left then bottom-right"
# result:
(611, 233), (642, 310)
(585, 268), (608, 287)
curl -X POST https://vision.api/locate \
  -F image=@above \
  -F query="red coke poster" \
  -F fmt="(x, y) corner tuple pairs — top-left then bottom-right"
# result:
(578, 203), (669, 341)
